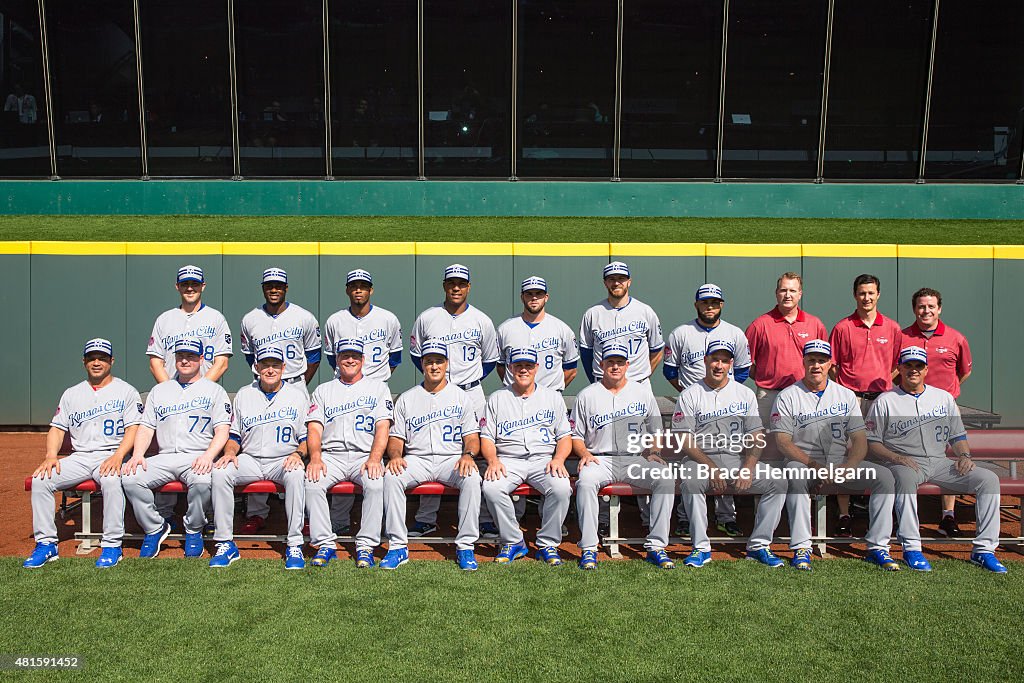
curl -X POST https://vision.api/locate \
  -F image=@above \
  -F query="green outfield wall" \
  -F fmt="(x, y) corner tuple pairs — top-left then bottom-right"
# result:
(0, 181), (1022, 219)
(3, 241), (1022, 427)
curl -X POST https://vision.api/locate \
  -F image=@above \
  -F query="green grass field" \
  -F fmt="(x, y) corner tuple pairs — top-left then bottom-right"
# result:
(2, 557), (1021, 681)
(1, 215), (1024, 243)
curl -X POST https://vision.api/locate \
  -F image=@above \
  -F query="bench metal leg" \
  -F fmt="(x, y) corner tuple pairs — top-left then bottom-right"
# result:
(75, 491), (98, 555)
(814, 495), (828, 557)
(607, 494), (622, 559)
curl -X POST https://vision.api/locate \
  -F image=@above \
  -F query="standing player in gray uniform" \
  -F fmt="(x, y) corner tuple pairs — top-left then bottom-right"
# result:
(25, 339), (142, 569)
(238, 267), (321, 534)
(664, 283), (752, 539)
(379, 341), (482, 571)
(122, 338), (232, 559)
(671, 340), (786, 569)
(571, 343), (675, 570)
(770, 340), (898, 571)
(146, 265), (233, 524)
(305, 339), (394, 569)
(209, 346), (309, 570)
(866, 346), (1007, 573)
(408, 263), (498, 536)
(321, 269), (402, 535)
(481, 348), (574, 566)
(496, 276), (579, 391)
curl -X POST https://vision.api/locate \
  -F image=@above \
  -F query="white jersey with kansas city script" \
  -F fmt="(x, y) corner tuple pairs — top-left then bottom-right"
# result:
(671, 379), (761, 457)
(240, 303), (321, 380)
(390, 382), (480, 457)
(865, 385), (965, 458)
(306, 377), (394, 454)
(579, 298), (664, 382)
(142, 377), (232, 456)
(147, 305), (233, 378)
(230, 382), (309, 460)
(480, 385), (572, 458)
(322, 305), (403, 382)
(50, 378), (143, 453)
(570, 380), (661, 456)
(770, 380), (864, 461)
(497, 314), (579, 391)
(664, 319), (751, 388)
(410, 304), (499, 386)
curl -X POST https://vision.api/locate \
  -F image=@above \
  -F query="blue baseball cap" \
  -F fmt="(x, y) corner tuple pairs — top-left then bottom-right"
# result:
(174, 338), (204, 356)
(255, 346), (285, 362)
(262, 267), (288, 284)
(803, 340), (832, 357)
(335, 339), (365, 355)
(444, 264), (471, 282)
(83, 338), (113, 357)
(696, 283), (724, 302)
(706, 339), (735, 357)
(899, 346), (928, 365)
(603, 261), (630, 279)
(177, 265), (204, 284)
(346, 269), (373, 286)
(521, 276), (548, 293)
(507, 348), (539, 365)
(420, 340), (448, 359)
(602, 342), (630, 360)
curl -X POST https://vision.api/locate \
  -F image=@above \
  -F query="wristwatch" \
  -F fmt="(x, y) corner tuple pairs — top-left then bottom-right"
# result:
(960, 451), (972, 459)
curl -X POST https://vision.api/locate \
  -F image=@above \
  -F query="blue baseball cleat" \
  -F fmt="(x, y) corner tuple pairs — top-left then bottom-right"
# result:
(456, 549), (478, 571)
(355, 548), (375, 568)
(23, 542), (59, 569)
(864, 549), (901, 571)
(578, 549), (598, 570)
(790, 548), (813, 571)
(379, 547), (409, 570)
(479, 522), (500, 540)
(139, 521), (172, 559)
(683, 550), (712, 568)
(312, 546), (337, 567)
(903, 550), (932, 572)
(495, 542), (529, 564)
(646, 549), (676, 570)
(209, 541), (240, 568)
(536, 547), (563, 566)
(745, 548), (785, 568)
(95, 547), (122, 568)
(970, 552), (1008, 574)
(183, 532), (205, 558)
(284, 546), (305, 570)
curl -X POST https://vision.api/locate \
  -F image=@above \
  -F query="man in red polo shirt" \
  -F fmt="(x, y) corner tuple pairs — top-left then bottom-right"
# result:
(745, 272), (828, 425)
(900, 286), (973, 536)
(829, 273), (902, 535)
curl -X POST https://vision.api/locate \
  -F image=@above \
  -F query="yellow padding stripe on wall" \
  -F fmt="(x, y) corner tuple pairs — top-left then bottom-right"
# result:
(416, 242), (514, 256)
(0, 241), (30, 254)
(31, 241), (126, 255)
(125, 242), (223, 255)
(611, 243), (705, 257)
(514, 243), (608, 257)
(802, 244), (898, 258)
(706, 244), (802, 258)
(320, 242), (415, 255)
(898, 245), (993, 259)
(221, 242), (319, 256)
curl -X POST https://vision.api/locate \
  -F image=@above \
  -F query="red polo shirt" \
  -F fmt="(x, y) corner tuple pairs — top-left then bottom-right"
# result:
(900, 320), (971, 398)
(829, 311), (902, 393)
(745, 307), (828, 390)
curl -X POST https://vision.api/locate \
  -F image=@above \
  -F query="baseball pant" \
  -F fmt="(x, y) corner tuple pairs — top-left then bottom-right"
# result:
(31, 451), (125, 548)
(122, 453), (212, 535)
(888, 457), (1000, 553)
(676, 495), (736, 525)
(678, 455), (786, 552)
(244, 377), (310, 520)
(330, 494), (354, 529)
(384, 454), (481, 551)
(786, 459), (895, 551)
(575, 455), (674, 552)
(212, 454), (305, 547)
(306, 452), (385, 551)
(481, 455), (572, 548)
(155, 492), (177, 519)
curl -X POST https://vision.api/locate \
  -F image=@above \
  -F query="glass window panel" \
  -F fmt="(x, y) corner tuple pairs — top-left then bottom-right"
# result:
(235, 0), (325, 176)
(139, 0), (232, 177)
(0, 0), (49, 176)
(620, 0), (722, 179)
(824, 0), (932, 180)
(46, 0), (141, 177)
(517, 0), (616, 178)
(424, 0), (510, 178)
(925, 0), (1024, 181)
(328, 0), (417, 177)
(721, 0), (826, 179)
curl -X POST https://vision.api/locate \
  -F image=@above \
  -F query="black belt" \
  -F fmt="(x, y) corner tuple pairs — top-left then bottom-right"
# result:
(854, 391), (881, 400)
(458, 379), (482, 390)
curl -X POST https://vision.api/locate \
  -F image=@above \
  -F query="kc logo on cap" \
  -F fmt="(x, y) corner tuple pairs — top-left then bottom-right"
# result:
(802, 339), (832, 357)
(346, 269), (373, 285)
(507, 347), (539, 364)
(603, 261), (630, 279)
(899, 346), (928, 365)
(83, 338), (113, 357)
(521, 276), (548, 293)
(706, 339), (735, 356)
(262, 267), (288, 284)
(444, 264), (471, 282)
(255, 346), (285, 362)
(177, 265), (204, 284)
(335, 338), (365, 355)
(420, 340), (449, 358)
(174, 338), (204, 356)
(601, 342), (630, 359)
(696, 283), (724, 301)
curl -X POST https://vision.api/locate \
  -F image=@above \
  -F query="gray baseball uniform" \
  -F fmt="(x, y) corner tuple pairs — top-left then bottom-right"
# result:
(147, 305), (233, 379)
(664, 320), (751, 388)
(31, 379), (142, 548)
(240, 303), (321, 387)
(480, 385), (573, 548)
(322, 305), (403, 382)
(579, 298), (664, 383)
(496, 314), (579, 391)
